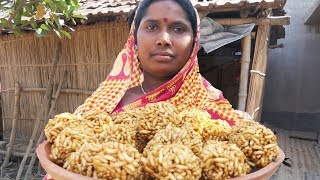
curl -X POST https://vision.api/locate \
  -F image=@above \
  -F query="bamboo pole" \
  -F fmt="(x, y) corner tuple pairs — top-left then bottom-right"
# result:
(199, 11), (209, 20)
(0, 151), (35, 157)
(24, 71), (67, 180)
(2, 117), (43, 120)
(215, 16), (290, 26)
(2, 87), (94, 95)
(16, 39), (62, 180)
(246, 25), (270, 121)
(238, 34), (251, 111)
(1, 82), (22, 172)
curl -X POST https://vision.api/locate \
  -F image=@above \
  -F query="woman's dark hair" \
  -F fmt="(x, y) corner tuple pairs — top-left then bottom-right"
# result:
(128, 0), (197, 38)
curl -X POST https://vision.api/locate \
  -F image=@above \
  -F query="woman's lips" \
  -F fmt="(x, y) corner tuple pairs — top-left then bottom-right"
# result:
(151, 51), (174, 61)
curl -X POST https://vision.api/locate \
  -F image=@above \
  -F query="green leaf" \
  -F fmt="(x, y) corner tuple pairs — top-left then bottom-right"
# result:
(53, 28), (61, 38)
(71, 18), (76, 25)
(40, 24), (50, 31)
(35, 28), (48, 37)
(12, 26), (22, 36)
(53, 15), (62, 28)
(22, 5), (33, 16)
(20, 20), (30, 25)
(54, 1), (68, 12)
(30, 18), (37, 29)
(65, 5), (76, 18)
(46, 2), (57, 12)
(0, 19), (8, 26)
(59, 29), (71, 39)
(71, 0), (79, 5)
(45, 18), (54, 27)
(13, 11), (22, 25)
(64, 24), (75, 31)
(71, 14), (87, 20)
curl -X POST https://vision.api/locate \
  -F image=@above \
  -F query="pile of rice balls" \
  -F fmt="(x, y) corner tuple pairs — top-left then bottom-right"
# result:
(44, 102), (279, 179)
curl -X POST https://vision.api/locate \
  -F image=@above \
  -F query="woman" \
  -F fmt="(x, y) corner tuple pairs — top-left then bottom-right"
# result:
(74, 0), (244, 126)
(43, 0), (246, 179)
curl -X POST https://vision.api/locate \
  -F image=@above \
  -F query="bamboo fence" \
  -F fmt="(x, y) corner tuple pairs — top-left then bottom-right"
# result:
(0, 20), (129, 140)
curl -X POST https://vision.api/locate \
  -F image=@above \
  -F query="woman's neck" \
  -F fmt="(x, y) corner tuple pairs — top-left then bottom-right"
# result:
(142, 73), (172, 94)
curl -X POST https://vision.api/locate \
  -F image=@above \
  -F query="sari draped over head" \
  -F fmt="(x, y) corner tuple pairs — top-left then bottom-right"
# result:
(74, 2), (244, 126)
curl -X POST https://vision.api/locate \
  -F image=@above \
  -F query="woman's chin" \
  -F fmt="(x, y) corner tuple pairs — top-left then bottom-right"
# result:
(143, 67), (180, 80)
(152, 71), (177, 79)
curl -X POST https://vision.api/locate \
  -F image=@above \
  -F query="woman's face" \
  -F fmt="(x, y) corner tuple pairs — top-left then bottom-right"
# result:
(136, 0), (194, 79)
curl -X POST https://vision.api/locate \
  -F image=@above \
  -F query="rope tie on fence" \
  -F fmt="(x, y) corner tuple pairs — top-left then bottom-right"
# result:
(251, 106), (262, 118)
(250, 70), (266, 77)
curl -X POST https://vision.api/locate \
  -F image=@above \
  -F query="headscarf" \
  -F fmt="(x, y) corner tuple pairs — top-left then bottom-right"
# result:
(74, 0), (244, 126)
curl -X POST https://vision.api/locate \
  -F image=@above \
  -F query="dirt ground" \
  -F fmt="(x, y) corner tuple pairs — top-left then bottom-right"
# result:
(0, 151), (45, 180)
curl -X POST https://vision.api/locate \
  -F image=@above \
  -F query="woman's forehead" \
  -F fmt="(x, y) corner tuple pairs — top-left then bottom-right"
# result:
(141, 0), (189, 22)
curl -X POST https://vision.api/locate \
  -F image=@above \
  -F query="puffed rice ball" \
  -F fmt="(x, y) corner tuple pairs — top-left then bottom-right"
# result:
(228, 120), (279, 167)
(92, 142), (144, 179)
(50, 126), (98, 165)
(200, 140), (251, 179)
(144, 144), (202, 179)
(143, 124), (203, 156)
(45, 112), (84, 143)
(82, 109), (113, 134)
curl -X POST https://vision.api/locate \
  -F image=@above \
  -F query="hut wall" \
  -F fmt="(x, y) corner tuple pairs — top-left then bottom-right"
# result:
(0, 20), (129, 140)
(262, 0), (320, 131)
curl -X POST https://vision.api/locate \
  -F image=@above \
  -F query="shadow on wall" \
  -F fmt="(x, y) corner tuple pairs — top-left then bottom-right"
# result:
(262, 111), (320, 132)
(262, 0), (320, 132)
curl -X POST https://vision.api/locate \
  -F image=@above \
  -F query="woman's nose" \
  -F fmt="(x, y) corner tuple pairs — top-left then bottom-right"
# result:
(156, 31), (172, 47)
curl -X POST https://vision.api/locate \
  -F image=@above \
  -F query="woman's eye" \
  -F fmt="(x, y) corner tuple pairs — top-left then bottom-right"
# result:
(173, 27), (184, 32)
(146, 25), (157, 30)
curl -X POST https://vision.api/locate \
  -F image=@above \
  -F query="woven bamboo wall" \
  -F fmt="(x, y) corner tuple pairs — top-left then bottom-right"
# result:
(0, 20), (129, 140)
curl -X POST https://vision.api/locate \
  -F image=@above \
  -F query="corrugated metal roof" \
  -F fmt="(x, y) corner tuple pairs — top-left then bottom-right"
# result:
(76, 0), (286, 17)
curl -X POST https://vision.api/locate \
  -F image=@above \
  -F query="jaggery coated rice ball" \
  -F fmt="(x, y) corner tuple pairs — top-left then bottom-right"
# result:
(201, 119), (232, 143)
(44, 112), (85, 143)
(99, 123), (137, 147)
(200, 140), (251, 180)
(63, 142), (102, 177)
(136, 102), (182, 148)
(92, 141), (144, 179)
(50, 126), (98, 165)
(178, 107), (212, 134)
(143, 124), (203, 156)
(144, 144), (202, 179)
(228, 119), (279, 168)
(81, 109), (113, 135)
(113, 109), (139, 125)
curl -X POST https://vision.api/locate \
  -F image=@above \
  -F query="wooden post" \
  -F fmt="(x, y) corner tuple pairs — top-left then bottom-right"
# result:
(198, 11), (209, 20)
(16, 39), (62, 180)
(0, 150), (34, 157)
(24, 71), (66, 180)
(238, 34), (251, 111)
(1, 82), (22, 171)
(215, 16), (290, 26)
(2, 87), (94, 95)
(246, 25), (270, 121)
